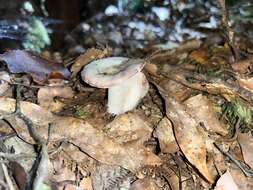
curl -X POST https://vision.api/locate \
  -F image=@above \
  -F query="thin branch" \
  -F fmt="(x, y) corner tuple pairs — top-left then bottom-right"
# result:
(214, 142), (253, 177)
(1, 163), (15, 190)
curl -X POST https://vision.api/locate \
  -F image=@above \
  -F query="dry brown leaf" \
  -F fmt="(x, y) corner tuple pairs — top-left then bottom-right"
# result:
(184, 94), (228, 135)
(130, 178), (160, 190)
(165, 96), (214, 182)
(80, 177), (93, 190)
(190, 49), (208, 64)
(214, 171), (239, 190)
(52, 117), (161, 173)
(237, 77), (253, 92)
(0, 71), (11, 96)
(0, 50), (70, 83)
(238, 133), (253, 169)
(71, 48), (109, 78)
(160, 80), (191, 102)
(166, 174), (180, 190)
(0, 97), (54, 126)
(144, 63), (158, 76)
(232, 58), (253, 73)
(38, 86), (74, 112)
(0, 99), (160, 173)
(92, 164), (132, 190)
(105, 113), (152, 145)
(153, 117), (179, 154)
(230, 166), (253, 190)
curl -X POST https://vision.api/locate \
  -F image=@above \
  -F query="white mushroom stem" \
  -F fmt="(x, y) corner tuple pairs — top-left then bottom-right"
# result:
(107, 72), (149, 115)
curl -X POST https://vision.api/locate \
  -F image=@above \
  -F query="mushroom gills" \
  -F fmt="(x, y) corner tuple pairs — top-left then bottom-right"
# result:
(107, 72), (149, 115)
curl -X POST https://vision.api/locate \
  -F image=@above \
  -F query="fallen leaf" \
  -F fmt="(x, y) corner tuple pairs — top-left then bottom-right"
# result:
(153, 117), (179, 153)
(184, 94), (228, 135)
(232, 57), (253, 73)
(153, 84), (213, 182)
(190, 49), (208, 64)
(92, 164), (133, 190)
(9, 161), (27, 190)
(71, 48), (109, 78)
(237, 77), (253, 92)
(0, 100), (161, 173)
(0, 71), (11, 96)
(38, 86), (74, 112)
(214, 171), (239, 190)
(80, 177), (93, 190)
(104, 113), (152, 145)
(230, 166), (253, 190)
(165, 96), (214, 182)
(238, 133), (253, 169)
(130, 178), (160, 190)
(0, 97), (54, 126)
(160, 79), (191, 102)
(52, 117), (162, 173)
(144, 63), (158, 76)
(0, 50), (70, 83)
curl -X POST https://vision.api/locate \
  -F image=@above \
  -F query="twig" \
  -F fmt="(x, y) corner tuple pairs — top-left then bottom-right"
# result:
(217, 0), (237, 61)
(0, 83), (50, 190)
(0, 179), (9, 190)
(1, 163), (15, 190)
(214, 142), (253, 177)
(0, 152), (34, 161)
(159, 70), (253, 104)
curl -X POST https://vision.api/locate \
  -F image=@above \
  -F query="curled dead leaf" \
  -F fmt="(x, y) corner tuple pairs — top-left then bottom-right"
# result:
(165, 96), (214, 182)
(71, 48), (109, 78)
(51, 117), (161, 173)
(130, 178), (160, 190)
(38, 86), (74, 112)
(105, 113), (152, 145)
(0, 71), (11, 96)
(184, 94), (228, 135)
(0, 97), (54, 126)
(0, 50), (70, 83)
(154, 117), (179, 154)
(238, 133), (253, 169)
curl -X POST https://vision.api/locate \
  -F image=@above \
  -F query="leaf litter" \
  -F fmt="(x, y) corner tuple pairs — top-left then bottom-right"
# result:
(2, 1), (253, 190)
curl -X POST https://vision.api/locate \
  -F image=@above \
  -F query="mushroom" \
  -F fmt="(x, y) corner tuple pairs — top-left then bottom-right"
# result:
(81, 57), (149, 115)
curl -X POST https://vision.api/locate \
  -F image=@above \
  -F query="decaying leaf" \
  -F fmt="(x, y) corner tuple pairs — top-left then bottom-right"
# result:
(190, 49), (208, 65)
(0, 97), (54, 126)
(153, 117), (179, 154)
(38, 85), (74, 112)
(80, 177), (93, 190)
(104, 113), (152, 145)
(92, 164), (133, 190)
(71, 48), (109, 78)
(160, 79), (191, 102)
(165, 95), (214, 182)
(144, 63), (158, 76)
(229, 166), (253, 190)
(130, 178), (160, 190)
(232, 57), (253, 73)
(238, 133), (253, 169)
(184, 94), (228, 135)
(0, 71), (11, 96)
(52, 117), (162, 173)
(153, 83), (213, 182)
(237, 77), (253, 92)
(0, 50), (70, 83)
(214, 171), (239, 190)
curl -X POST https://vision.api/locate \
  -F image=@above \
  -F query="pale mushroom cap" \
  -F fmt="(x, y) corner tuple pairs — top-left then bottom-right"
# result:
(81, 57), (146, 88)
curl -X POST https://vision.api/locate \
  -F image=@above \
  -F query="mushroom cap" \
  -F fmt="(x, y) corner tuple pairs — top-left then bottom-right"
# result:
(81, 57), (146, 88)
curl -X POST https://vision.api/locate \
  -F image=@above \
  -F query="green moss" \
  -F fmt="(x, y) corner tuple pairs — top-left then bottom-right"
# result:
(23, 18), (50, 53)
(222, 100), (253, 132)
(73, 105), (90, 119)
